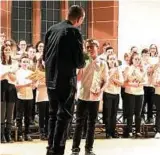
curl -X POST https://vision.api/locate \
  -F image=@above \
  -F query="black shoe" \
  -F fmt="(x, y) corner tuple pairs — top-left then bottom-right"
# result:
(46, 147), (50, 155)
(85, 150), (96, 155)
(5, 134), (14, 143)
(18, 136), (24, 142)
(5, 123), (14, 143)
(1, 134), (7, 143)
(112, 134), (119, 138)
(40, 134), (48, 141)
(82, 133), (86, 139)
(71, 148), (80, 155)
(123, 119), (127, 124)
(106, 134), (112, 139)
(47, 149), (64, 155)
(147, 118), (154, 124)
(70, 152), (79, 155)
(136, 133), (143, 138)
(24, 135), (33, 141)
(1, 123), (6, 143)
(30, 120), (36, 126)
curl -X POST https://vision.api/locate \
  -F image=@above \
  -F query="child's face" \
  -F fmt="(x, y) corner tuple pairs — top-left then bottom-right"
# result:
(86, 43), (99, 59)
(142, 53), (150, 59)
(106, 49), (114, 56)
(150, 45), (157, 56)
(38, 43), (44, 53)
(132, 55), (141, 67)
(19, 40), (27, 52)
(4, 46), (11, 57)
(108, 54), (117, 68)
(20, 58), (30, 69)
(28, 47), (36, 59)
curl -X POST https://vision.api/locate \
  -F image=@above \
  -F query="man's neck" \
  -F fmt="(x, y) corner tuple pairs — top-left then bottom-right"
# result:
(67, 19), (78, 27)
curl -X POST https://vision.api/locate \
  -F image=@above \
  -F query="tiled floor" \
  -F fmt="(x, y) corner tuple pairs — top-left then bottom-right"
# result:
(1, 139), (160, 155)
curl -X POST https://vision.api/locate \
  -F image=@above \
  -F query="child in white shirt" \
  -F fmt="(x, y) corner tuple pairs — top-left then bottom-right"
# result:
(15, 54), (34, 142)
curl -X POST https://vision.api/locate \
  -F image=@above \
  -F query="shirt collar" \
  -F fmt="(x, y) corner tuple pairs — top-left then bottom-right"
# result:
(66, 20), (73, 25)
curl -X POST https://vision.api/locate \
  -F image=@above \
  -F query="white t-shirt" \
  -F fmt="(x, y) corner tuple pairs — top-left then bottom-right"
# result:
(16, 68), (33, 100)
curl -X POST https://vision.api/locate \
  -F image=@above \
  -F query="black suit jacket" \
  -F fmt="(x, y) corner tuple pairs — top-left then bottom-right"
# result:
(43, 20), (85, 89)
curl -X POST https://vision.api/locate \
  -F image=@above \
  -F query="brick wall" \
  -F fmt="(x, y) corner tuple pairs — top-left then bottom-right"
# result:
(0, 0), (12, 39)
(0, 0), (119, 51)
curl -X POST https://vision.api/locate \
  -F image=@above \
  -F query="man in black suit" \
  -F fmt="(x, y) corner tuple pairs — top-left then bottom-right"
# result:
(43, 5), (85, 155)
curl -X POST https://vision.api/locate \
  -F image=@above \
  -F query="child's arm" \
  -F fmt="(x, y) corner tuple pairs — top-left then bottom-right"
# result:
(7, 72), (16, 82)
(152, 69), (160, 87)
(15, 82), (32, 89)
(0, 72), (9, 80)
(77, 69), (83, 81)
(15, 70), (33, 89)
(37, 78), (46, 88)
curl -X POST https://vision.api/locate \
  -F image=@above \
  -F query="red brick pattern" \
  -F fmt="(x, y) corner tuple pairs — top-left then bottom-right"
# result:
(0, 0), (12, 39)
(0, 0), (119, 52)
(61, 1), (68, 20)
(32, 1), (41, 45)
(88, 1), (119, 53)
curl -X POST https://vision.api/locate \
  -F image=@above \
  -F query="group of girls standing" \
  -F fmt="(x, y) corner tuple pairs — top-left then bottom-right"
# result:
(0, 39), (49, 143)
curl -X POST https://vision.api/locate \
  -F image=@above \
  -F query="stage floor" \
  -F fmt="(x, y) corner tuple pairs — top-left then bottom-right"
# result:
(1, 139), (160, 155)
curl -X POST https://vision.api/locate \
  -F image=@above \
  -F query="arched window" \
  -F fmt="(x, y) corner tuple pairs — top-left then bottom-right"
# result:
(11, 1), (32, 43)
(68, 1), (88, 39)
(41, 1), (61, 40)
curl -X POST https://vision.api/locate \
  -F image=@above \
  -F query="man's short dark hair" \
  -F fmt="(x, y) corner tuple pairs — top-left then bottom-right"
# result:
(68, 5), (85, 20)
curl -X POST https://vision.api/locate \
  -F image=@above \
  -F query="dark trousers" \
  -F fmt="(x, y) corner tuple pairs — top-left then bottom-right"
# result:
(121, 87), (127, 121)
(13, 98), (17, 121)
(103, 92), (119, 136)
(142, 87), (155, 120)
(32, 89), (37, 121)
(47, 86), (75, 155)
(82, 115), (88, 137)
(37, 101), (49, 134)
(1, 82), (16, 124)
(125, 93), (143, 133)
(1, 102), (15, 124)
(72, 99), (99, 151)
(16, 99), (32, 136)
(154, 94), (160, 133)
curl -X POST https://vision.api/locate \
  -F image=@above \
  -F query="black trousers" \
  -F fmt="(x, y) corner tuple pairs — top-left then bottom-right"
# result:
(32, 89), (37, 121)
(72, 99), (99, 151)
(1, 81), (16, 124)
(16, 99), (32, 136)
(103, 92), (119, 136)
(121, 87), (127, 121)
(1, 102), (15, 124)
(154, 94), (160, 133)
(37, 101), (49, 134)
(47, 86), (75, 155)
(142, 87), (155, 120)
(125, 93), (143, 133)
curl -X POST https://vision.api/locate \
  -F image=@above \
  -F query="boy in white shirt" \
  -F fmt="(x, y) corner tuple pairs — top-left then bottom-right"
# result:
(15, 55), (33, 141)
(71, 39), (108, 155)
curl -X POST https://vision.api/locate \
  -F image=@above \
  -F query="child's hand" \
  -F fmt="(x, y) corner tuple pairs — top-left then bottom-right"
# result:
(128, 82), (138, 87)
(31, 82), (37, 89)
